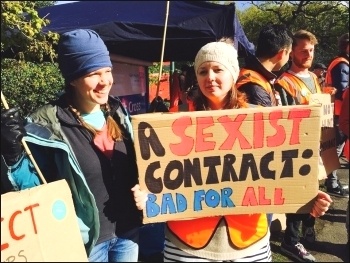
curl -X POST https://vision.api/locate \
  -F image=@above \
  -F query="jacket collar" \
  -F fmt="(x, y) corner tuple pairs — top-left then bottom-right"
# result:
(54, 94), (126, 127)
(244, 54), (277, 82)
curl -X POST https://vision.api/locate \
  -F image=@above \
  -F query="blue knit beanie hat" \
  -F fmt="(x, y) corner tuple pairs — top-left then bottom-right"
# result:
(57, 29), (112, 83)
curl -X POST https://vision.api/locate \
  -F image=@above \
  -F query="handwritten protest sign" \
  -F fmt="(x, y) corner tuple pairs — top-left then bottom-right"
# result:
(1, 180), (88, 262)
(310, 93), (340, 179)
(132, 105), (322, 223)
(309, 93), (334, 127)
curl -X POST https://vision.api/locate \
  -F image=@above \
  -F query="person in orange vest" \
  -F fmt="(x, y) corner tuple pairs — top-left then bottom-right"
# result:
(132, 38), (333, 262)
(274, 29), (327, 262)
(236, 24), (293, 107)
(235, 24), (293, 234)
(274, 30), (326, 106)
(324, 32), (349, 198)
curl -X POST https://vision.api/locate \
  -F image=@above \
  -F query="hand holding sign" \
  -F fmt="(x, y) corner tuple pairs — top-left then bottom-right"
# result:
(310, 190), (333, 218)
(1, 108), (26, 165)
(131, 184), (148, 210)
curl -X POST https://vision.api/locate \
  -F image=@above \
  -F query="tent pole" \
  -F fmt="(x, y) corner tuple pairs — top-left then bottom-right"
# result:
(155, 1), (170, 99)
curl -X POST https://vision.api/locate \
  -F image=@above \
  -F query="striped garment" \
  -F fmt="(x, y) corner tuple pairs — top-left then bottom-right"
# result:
(163, 237), (272, 262)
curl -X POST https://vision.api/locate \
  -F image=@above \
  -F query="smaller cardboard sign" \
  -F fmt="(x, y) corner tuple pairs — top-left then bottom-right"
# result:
(309, 93), (333, 127)
(309, 93), (340, 179)
(1, 180), (88, 262)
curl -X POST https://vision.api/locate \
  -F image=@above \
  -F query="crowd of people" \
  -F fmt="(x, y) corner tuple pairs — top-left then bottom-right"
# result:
(1, 25), (348, 262)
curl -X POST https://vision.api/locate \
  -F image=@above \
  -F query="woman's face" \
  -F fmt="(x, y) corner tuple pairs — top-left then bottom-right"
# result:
(196, 62), (234, 109)
(71, 67), (113, 113)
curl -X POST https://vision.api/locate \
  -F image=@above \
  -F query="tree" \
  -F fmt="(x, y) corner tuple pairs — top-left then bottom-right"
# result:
(1, 2), (63, 116)
(238, 1), (349, 64)
(1, 1), (59, 62)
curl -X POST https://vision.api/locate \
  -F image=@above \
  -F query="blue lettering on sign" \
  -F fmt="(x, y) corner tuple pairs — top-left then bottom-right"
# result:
(145, 188), (234, 218)
(193, 188), (234, 211)
(146, 193), (187, 218)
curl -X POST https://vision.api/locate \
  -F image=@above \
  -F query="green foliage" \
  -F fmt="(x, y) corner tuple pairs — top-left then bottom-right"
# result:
(238, 1), (349, 64)
(208, 1), (234, 5)
(1, 59), (64, 117)
(34, 1), (56, 9)
(148, 62), (171, 85)
(148, 61), (193, 85)
(1, 1), (59, 62)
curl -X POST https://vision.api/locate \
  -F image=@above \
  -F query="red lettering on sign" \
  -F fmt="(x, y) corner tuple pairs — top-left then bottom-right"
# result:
(259, 187), (272, 205)
(218, 114), (251, 150)
(254, 112), (264, 148)
(241, 187), (285, 206)
(195, 117), (215, 152)
(267, 110), (285, 147)
(169, 108), (312, 156)
(170, 116), (194, 156)
(1, 203), (40, 252)
(288, 108), (311, 145)
(9, 211), (24, 241)
(25, 203), (40, 234)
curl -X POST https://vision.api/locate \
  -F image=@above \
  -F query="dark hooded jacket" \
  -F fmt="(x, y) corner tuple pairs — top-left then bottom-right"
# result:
(5, 94), (142, 255)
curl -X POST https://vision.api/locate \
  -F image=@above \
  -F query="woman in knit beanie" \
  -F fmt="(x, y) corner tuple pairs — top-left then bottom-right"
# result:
(169, 38), (247, 112)
(133, 37), (333, 262)
(1, 29), (142, 262)
(192, 37), (248, 110)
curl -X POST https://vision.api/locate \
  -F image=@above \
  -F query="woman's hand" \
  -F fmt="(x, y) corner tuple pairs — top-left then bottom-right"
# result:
(131, 184), (148, 210)
(1, 108), (26, 165)
(310, 190), (333, 217)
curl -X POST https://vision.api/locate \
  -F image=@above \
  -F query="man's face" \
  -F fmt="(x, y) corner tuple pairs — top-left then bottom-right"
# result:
(291, 39), (315, 69)
(273, 45), (292, 71)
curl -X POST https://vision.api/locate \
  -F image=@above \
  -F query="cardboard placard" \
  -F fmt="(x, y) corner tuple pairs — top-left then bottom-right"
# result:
(309, 93), (340, 179)
(132, 105), (322, 223)
(309, 93), (333, 127)
(1, 180), (88, 262)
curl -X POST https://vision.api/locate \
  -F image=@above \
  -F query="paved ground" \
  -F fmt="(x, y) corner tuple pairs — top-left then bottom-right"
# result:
(271, 156), (349, 262)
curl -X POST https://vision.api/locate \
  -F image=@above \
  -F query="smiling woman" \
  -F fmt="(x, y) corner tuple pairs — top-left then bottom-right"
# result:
(1, 28), (144, 262)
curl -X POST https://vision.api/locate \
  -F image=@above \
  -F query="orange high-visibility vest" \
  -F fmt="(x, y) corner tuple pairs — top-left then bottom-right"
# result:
(167, 214), (268, 249)
(236, 69), (277, 106)
(275, 71), (321, 105)
(167, 101), (269, 249)
(325, 57), (349, 115)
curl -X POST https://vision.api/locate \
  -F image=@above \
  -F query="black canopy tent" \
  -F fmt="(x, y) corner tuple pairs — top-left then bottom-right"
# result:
(38, 1), (255, 62)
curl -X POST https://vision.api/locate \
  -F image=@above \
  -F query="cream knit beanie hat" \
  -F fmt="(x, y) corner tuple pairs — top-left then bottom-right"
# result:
(194, 41), (239, 82)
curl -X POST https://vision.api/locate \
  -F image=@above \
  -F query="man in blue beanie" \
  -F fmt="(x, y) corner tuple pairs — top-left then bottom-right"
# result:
(1, 29), (143, 262)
